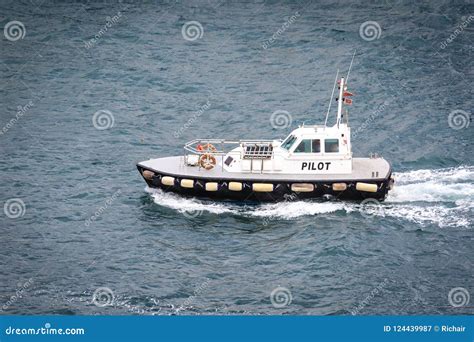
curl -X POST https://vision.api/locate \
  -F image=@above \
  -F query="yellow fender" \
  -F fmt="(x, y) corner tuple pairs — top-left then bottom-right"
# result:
(356, 182), (378, 193)
(228, 182), (243, 191)
(205, 182), (219, 191)
(161, 176), (175, 186)
(291, 183), (314, 192)
(332, 183), (347, 191)
(180, 179), (194, 188)
(252, 183), (274, 192)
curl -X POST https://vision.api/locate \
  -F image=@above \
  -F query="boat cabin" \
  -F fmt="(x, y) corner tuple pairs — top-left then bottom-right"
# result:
(221, 123), (352, 175)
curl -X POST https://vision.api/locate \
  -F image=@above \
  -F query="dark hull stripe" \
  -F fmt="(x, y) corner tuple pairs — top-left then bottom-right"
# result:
(137, 165), (392, 202)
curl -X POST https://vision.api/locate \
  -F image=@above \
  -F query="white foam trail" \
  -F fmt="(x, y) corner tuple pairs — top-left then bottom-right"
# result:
(387, 181), (474, 203)
(249, 201), (347, 219)
(145, 187), (232, 215)
(379, 204), (471, 228)
(145, 166), (473, 228)
(394, 166), (474, 184)
(387, 166), (474, 203)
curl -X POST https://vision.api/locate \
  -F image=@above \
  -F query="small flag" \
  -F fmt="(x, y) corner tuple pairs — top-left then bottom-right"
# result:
(344, 98), (353, 105)
(343, 91), (353, 97)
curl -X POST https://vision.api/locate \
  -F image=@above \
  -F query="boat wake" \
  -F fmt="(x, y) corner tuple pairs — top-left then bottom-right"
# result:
(146, 166), (473, 228)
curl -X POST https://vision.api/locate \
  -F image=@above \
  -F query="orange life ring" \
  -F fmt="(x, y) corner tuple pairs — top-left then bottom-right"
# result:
(199, 154), (217, 170)
(197, 143), (217, 152)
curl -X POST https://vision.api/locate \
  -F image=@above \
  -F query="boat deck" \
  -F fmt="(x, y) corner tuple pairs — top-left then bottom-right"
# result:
(138, 156), (391, 182)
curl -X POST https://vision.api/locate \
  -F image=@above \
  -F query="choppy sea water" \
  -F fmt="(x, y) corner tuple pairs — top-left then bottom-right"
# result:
(0, 0), (472, 315)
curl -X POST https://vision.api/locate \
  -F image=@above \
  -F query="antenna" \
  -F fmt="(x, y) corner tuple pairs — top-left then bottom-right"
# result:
(346, 49), (356, 83)
(324, 69), (339, 127)
(336, 77), (345, 128)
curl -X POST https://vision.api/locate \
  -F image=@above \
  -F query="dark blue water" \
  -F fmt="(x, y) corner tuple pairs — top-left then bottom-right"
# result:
(1, 0), (472, 315)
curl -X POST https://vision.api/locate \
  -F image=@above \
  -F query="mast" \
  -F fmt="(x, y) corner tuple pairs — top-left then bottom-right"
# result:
(325, 52), (356, 128)
(346, 50), (356, 83)
(336, 77), (345, 128)
(324, 70), (339, 128)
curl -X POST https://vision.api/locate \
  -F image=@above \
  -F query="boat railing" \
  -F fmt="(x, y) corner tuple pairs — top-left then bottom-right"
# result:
(183, 138), (275, 156)
(183, 138), (278, 171)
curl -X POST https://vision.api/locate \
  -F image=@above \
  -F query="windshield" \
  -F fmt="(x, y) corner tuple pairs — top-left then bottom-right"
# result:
(280, 135), (297, 150)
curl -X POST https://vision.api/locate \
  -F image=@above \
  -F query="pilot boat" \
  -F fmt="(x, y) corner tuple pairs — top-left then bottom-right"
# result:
(137, 76), (394, 201)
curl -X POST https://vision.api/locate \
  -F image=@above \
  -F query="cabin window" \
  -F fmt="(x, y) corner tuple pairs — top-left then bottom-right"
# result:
(312, 139), (321, 153)
(294, 139), (312, 153)
(281, 135), (297, 150)
(325, 139), (339, 153)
